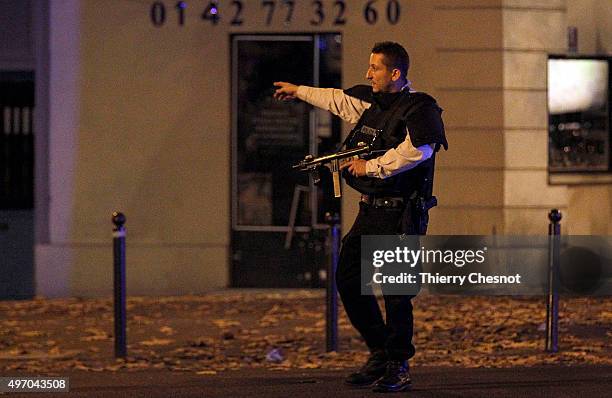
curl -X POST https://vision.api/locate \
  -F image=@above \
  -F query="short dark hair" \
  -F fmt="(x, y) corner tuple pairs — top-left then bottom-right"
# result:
(371, 41), (410, 78)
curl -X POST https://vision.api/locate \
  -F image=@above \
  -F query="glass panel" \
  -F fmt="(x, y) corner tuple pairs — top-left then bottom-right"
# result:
(548, 58), (610, 172)
(233, 37), (314, 227)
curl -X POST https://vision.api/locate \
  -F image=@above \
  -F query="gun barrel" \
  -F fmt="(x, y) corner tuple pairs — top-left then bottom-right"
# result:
(292, 145), (371, 170)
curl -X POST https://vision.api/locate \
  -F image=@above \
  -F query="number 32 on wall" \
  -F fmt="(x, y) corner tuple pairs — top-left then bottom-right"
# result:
(150, 0), (401, 27)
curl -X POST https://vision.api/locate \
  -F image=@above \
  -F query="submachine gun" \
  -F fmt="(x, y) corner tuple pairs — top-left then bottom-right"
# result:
(292, 143), (372, 198)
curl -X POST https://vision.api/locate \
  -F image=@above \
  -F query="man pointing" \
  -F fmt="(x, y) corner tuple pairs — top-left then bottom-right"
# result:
(274, 41), (447, 393)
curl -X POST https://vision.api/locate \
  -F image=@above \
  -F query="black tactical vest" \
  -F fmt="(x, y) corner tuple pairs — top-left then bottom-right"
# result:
(342, 86), (447, 197)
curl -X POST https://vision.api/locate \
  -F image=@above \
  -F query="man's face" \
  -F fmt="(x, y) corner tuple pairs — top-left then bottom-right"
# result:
(366, 53), (398, 93)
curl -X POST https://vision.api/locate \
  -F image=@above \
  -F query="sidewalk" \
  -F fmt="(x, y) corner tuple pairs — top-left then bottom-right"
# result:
(0, 290), (610, 396)
(3, 365), (612, 397)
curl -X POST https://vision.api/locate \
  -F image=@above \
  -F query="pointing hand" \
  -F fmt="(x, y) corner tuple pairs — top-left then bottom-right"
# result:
(273, 81), (299, 100)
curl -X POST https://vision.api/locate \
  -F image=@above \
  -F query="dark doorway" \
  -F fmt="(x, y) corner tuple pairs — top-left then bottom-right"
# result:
(0, 71), (35, 299)
(231, 34), (343, 287)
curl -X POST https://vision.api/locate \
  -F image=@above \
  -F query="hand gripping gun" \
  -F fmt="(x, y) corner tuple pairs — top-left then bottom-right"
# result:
(292, 143), (372, 198)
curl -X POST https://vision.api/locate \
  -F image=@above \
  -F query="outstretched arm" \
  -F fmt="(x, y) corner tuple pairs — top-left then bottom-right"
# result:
(273, 82), (370, 123)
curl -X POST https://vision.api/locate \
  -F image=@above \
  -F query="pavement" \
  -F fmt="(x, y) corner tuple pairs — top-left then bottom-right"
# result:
(2, 365), (612, 397)
(1, 291), (611, 397)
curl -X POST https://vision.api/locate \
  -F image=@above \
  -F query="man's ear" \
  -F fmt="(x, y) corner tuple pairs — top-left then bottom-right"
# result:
(391, 68), (402, 82)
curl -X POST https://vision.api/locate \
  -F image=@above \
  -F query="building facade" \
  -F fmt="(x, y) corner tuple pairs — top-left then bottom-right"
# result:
(0, 0), (610, 297)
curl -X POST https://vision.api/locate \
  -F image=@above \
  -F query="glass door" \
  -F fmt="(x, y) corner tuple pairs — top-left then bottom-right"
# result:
(231, 34), (342, 287)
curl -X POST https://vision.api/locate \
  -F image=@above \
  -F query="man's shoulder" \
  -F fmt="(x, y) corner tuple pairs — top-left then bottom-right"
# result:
(342, 85), (373, 102)
(401, 91), (448, 151)
(403, 91), (439, 105)
(399, 91), (442, 116)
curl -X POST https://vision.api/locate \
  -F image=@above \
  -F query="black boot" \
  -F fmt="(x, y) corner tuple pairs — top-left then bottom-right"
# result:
(344, 349), (388, 387)
(372, 360), (412, 393)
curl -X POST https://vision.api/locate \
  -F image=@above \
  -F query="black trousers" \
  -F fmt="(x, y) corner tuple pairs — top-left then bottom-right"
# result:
(336, 202), (418, 361)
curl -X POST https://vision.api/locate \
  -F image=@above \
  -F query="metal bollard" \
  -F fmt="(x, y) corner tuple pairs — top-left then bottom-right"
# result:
(112, 212), (127, 358)
(325, 212), (340, 352)
(546, 209), (562, 353)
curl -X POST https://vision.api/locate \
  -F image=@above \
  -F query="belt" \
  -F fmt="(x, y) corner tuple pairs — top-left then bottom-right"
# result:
(360, 194), (405, 208)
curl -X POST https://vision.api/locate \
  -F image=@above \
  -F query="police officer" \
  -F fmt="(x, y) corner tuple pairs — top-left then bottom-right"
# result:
(274, 41), (447, 393)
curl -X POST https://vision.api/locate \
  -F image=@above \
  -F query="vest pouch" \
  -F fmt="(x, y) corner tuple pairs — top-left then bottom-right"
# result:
(346, 125), (382, 149)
